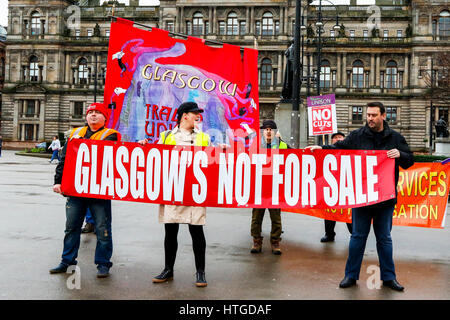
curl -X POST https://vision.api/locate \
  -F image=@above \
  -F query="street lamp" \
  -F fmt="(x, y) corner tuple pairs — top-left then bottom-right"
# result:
(313, 0), (340, 144)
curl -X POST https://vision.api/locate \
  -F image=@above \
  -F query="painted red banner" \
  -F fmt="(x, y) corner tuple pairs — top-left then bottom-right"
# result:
(284, 163), (450, 228)
(103, 18), (259, 148)
(61, 139), (395, 209)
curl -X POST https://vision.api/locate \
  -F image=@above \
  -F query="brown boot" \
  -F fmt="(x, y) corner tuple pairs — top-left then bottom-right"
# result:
(271, 239), (282, 255)
(250, 237), (263, 253)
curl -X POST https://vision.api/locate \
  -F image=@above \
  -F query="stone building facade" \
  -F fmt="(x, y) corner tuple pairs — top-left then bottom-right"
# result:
(0, 0), (449, 151)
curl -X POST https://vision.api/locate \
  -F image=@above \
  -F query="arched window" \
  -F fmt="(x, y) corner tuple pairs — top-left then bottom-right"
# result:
(227, 12), (238, 36)
(352, 60), (364, 88)
(31, 11), (41, 35)
(193, 12), (204, 36)
(29, 56), (39, 82)
(78, 58), (89, 85)
(320, 60), (331, 89)
(439, 10), (450, 36)
(386, 60), (397, 89)
(262, 12), (274, 36)
(261, 58), (272, 88)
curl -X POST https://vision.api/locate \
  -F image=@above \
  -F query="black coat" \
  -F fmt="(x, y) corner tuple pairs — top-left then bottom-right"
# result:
(322, 121), (414, 205)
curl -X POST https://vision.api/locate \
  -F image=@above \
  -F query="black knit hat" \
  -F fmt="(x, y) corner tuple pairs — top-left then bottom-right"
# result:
(176, 102), (203, 119)
(260, 120), (277, 130)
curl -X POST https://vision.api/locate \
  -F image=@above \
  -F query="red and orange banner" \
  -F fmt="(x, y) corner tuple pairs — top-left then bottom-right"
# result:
(61, 139), (395, 209)
(284, 163), (449, 228)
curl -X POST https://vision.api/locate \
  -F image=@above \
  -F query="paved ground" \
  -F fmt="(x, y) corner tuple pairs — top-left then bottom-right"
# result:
(0, 149), (449, 300)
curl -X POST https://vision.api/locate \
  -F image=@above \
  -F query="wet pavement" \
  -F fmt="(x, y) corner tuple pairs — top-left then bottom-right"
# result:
(0, 149), (449, 300)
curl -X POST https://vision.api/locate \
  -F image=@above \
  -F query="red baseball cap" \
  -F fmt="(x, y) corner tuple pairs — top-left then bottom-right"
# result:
(86, 102), (108, 120)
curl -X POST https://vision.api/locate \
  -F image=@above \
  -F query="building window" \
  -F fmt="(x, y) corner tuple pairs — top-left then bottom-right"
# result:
(386, 60), (397, 89)
(29, 56), (39, 82)
(438, 107), (449, 123)
(260, 58), (272, 88)
(186, 21), (192, 35)
(439, 10), (450, 36)
(0, 57), (4, 78)
(193, 12), (204, 36)
(26, 100), (36, 117)
(78, 58), (89, 85)
(352, 106), (363, 123)
(105, 29), (110, 37)
(350, 30), (355, 39)
(73, 101), (84, 118)
(320, 60), (331, 89)
(240, 21), (246, 35)
(397, 30), (402, 38)
(255, 21), (261, 36)
(87, 29), (93, 37)
(363, 30), (368, 40)
(383, 30), (389, 40)
(31, 12), (41, 35)
(75, 29), (80, 38)
(330, 30), (335, 38)
(262, 12), (274, 36)
(352, 60), (364, 88)
(386, 107), (397, 124)
(227, 12), (238, 35)
(166, 21), (174, 33)
(432, 20), (437, 39)
(219, 21), (225, 35)
(332, 70), (337, 88)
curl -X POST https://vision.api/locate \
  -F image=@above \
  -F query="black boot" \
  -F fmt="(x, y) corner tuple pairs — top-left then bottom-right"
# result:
(195, 270), (207, 287)
(383, 279), (404, 291)
(339, 276), (357, 288)
(320, 234), (335, 242)
(152, 268), (173, 283)
(49, 263), (69, 274)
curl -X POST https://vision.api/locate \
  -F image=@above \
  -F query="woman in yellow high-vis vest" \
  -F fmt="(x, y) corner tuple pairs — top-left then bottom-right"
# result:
(139, 101), (210, 287)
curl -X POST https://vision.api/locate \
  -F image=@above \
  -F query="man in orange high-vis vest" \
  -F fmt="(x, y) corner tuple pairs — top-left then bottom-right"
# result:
(50, 103), (121, 278)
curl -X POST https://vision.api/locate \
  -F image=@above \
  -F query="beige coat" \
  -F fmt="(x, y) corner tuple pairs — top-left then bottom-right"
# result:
(157, 126), (209, 225)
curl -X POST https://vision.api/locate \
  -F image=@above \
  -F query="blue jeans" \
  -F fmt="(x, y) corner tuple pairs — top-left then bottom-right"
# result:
(345, 203), (396, 281)
(61, 196), (113, 269)
(85, 208), (95, 224)
(50, 150), (60, 162)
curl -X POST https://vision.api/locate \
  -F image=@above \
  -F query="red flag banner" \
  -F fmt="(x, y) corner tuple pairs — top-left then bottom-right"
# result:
(103, 18), (259, 148)
(61, 139), (395, 209)
(284, 163), (450, 228)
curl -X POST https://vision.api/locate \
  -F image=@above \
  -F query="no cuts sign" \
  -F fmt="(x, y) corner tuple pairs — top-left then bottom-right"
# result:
(307, 94), (337, 136)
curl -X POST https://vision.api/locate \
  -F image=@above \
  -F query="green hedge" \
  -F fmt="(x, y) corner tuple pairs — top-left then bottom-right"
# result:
(413, 154), (449, 163)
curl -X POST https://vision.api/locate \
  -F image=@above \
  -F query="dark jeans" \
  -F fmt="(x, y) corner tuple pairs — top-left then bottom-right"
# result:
(85, 208), (95, 224)
(324, 220), (353, 236)
(345, 204), (396, 281)
(50, 149), (60, 162)
(61, 196), (113, 269)
(251, 208), (282, 240)
(164, 223), (206, 272)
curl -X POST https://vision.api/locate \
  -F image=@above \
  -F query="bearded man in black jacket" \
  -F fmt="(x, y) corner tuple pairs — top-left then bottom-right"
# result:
(307, 102), (414, 291)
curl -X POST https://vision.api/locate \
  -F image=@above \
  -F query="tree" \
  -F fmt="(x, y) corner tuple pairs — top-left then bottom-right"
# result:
(423, 52), (450, 105)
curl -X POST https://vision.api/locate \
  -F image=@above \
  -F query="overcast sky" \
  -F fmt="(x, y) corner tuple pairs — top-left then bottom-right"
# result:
(0, 0), (377, 28)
